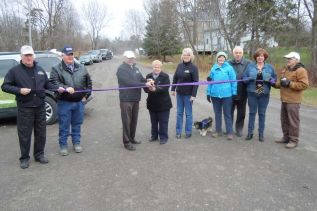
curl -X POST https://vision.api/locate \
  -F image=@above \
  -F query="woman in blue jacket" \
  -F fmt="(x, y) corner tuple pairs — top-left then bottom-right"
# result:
(206, 52), (237, 140)
(243, 48), (276, 142)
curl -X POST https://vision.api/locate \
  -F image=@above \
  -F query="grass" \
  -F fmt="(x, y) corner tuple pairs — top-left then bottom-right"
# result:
(137, 47), (317, 106)
(271, 87), (317, 107)
(0, 78), (16, 109)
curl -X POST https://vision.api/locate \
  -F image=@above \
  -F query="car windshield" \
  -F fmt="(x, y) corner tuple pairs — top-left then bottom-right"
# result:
(89, 51), (99, 55)
(36, 57), (61, 73)
(100, 49), (108, 53)
(0, 59), (19, 77)
(79, 55), (90, 59)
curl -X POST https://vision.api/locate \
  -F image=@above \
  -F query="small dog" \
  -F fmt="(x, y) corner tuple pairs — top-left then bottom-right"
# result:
(194, 117), (213, 136)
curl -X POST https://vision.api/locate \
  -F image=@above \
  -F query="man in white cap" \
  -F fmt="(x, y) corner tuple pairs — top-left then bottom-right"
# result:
(1, 45), (64, 169)
(274, 52), (309, 148)
(116, 51), (153, 151)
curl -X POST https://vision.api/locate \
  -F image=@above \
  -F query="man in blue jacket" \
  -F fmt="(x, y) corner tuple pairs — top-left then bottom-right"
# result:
(1, 45), (64, 169)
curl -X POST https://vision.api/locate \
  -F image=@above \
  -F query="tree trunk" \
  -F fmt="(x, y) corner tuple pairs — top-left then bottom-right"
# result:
(311, 0), (317, 83)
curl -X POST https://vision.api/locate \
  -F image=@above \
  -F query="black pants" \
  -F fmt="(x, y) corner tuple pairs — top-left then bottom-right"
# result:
(17, 105), (46, 161)
(120, 102), (139, 145)
(149, 110), (170, 141)
(231, 98), (247, 133)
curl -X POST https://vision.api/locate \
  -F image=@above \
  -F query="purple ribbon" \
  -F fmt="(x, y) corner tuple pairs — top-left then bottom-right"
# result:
(58, 79), (244, 93)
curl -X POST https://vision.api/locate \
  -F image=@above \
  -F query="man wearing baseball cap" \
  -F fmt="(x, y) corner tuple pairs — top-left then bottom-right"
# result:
(274, 52), (309, 148)
(1, 45), (64, 169)
(116, 51), (153, 151)
(50, 45), (92, 156)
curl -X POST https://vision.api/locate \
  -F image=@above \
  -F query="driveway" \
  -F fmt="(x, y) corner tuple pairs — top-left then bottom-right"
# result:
(0, 56), (316, 210)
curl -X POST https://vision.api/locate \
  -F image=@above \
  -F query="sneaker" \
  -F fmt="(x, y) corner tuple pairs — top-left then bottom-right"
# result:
(245, 134), (253, 141)
(60, 148), (68, 156)
(20, 160), (29, 169)
(160, 139), (168, 145)
(73, 144), (83, 153)
(35, 156), (49, 164)
(275, 138), (288, 143)
(227, 134), (233, 140)
(212, 132), (221, 138)
(124, 143), (136, 151)
(185, 134), (192, 139)
(285, 142), (297, 149)
(130, 139), (141, 144)
(236, 131), (243, 137)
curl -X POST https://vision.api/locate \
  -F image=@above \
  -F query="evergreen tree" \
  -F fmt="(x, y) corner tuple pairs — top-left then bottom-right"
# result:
(143, 0), (182, 61)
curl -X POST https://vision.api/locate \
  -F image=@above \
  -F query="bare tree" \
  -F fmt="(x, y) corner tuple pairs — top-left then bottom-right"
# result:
(82, 0), (110, 50)
(125, 9), (145, 39)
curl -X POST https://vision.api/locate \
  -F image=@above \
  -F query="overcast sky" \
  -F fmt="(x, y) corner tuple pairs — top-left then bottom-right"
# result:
(72, 0), (145, 40)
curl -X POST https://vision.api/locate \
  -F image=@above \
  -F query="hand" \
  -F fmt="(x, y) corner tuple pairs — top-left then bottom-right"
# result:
(57, 87), (65, 93)
(171, 91), (176, 96)
(20, 88), (31, 95)
(206, 76), (212, 81)
(190, 96), (196, 102)
(66, 87), (75, 94)
(207, 95), (211, 103)
(280, 78), (290, 87)
(149, 86), (156, 92)
(145, 81), (154, 87)
(269, 78), (276, 86)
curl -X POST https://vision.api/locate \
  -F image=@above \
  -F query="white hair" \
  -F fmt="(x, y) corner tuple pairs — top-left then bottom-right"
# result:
(152, 60), (162, 67)
(181, 48), (194, 61)
(233, 46), (244, 53)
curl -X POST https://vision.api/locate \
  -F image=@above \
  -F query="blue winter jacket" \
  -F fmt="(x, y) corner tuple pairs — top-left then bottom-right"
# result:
(206, 62), (237, 98)
(242, 62), (276, 94)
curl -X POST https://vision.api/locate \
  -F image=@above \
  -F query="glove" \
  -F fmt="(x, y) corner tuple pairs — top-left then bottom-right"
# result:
(207, 95), (211, 103)
(269, 78), (276, 86)
(280, 78), (290, 87)
(206, 76), (212, 81)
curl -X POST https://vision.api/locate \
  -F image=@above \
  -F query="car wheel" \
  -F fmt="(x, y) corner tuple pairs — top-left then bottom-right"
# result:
(45, 96), (57, 125)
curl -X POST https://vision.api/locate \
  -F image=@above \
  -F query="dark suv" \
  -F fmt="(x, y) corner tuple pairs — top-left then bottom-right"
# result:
(0, 52), (61, 124)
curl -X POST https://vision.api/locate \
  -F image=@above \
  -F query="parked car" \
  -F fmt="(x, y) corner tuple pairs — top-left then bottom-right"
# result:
(0, 51), (82, 124)
(100, 49), (113, 60)
(88, 50), (102, 63)
(78, 54), (94, 65)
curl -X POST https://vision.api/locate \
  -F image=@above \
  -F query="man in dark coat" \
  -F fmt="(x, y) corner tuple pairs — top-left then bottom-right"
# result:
(116, 51), (153, 151)
(1, 45), (64, 169)
(228, 46), (251, 137)
(145, 60), (172, 145)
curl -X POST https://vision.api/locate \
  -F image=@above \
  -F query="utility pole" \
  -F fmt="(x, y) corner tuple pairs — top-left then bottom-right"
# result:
(28, 0), (32, 46)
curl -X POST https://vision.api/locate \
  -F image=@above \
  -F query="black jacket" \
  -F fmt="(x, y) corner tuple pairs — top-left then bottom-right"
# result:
(228, 58), (251, 100)
(144, 72), (172, 112)
(116, 62), (146, 102)
(171, 61), (199, 97)
(50, 61), (92, 102)
(1, 61), (57, 107)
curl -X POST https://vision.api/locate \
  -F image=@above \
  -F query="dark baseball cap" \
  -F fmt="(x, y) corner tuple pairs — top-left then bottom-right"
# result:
(61, 45), (73, 55)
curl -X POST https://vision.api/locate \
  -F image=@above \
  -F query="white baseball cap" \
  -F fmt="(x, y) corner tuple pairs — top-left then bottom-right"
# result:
(284, 52), (300, 61)
(20, 45), (35, 55)
(123, 51), (136, 59)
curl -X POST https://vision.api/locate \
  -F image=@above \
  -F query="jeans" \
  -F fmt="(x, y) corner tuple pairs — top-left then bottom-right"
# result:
(149, 110), (170, 141)
(176, 94), (193, 135)
(247, 92), (269, 136)
(17, 105), (46, 161)
(58, 100), (85, 147)
(211, 97), (233, 134)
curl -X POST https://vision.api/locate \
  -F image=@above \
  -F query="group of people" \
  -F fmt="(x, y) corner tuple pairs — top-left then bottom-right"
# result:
(1, 45), (91, 169)
(1, 44), (309, 169)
